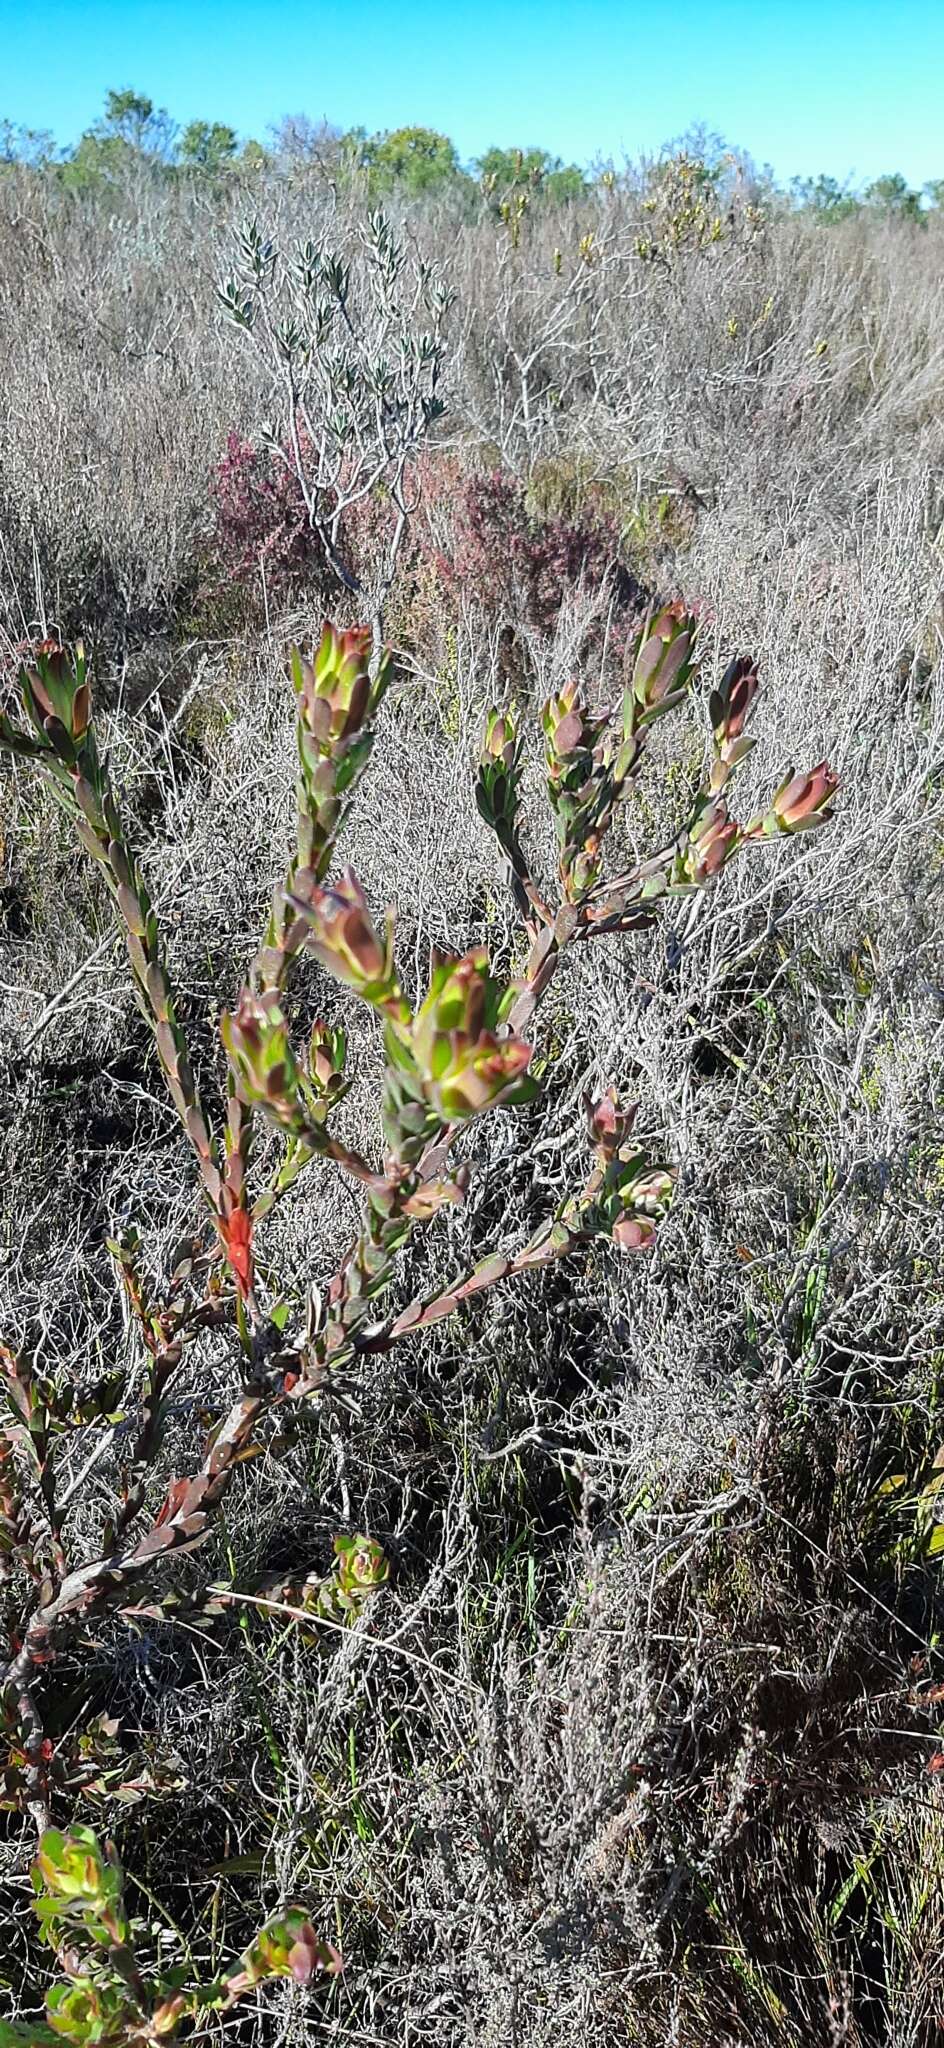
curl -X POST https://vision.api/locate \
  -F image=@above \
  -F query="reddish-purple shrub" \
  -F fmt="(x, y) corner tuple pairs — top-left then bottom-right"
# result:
(442, 468), (649, 637)
(206, 437), (649, 652)
(208, 430), (334, 609)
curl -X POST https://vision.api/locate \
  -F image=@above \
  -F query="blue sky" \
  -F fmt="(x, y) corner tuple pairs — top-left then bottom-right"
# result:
(2, 0), (943, 188)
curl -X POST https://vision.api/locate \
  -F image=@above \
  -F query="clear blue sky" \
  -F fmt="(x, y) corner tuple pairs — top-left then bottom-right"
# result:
(3, 0), (943, 188)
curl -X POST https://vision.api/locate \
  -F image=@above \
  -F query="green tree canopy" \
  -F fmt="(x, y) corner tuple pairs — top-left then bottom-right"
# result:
(864, 171), (922, 220)
(353, 125), (460, 196)
(179, 118), (239, 170)
(61, 86), (175, 189)
(99, 88), (175, 157)
(790, 173), (861, 220)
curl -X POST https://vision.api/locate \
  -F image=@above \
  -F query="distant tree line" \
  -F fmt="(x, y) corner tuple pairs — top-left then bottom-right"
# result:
(788, 169), (942, 220)
(0, 87), (941, 222)
(0, 88), (591, 201)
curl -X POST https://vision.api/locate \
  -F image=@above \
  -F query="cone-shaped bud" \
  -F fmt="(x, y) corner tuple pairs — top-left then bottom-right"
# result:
(569, 833), (604, 897)
(674, 796), (740, 885)
(476, 703), (521, 830)
(33, 1824), (120, 1916)
(221, 989), (304, 1128)
(428, 1031), (534, 1122)
(627, 604), (698, 720)
(587, 1087), (638, 1161)
(332, 1531), (390, 1600)
(412, 950), (494, 1063)
(579, 1088), (675, 1252)
(291, 870), (401, 1007)
(692, 797), (740, 876)
(308, 1018), (347, 1098)
(621, 1162), (675, 1214)
(410, 949), (534, 1122)
(225, 1909), (341, 1993)
(612, 1214), (658, 1250)
(483, 704), (518, 772)
(611, 1162), (676, 1252)
(709, 654), (759, 747)
(762, 761), (840, 836)
(543, 678), (595, 765)
(18, 640), (91, 754)
(290, 621), (388, 751)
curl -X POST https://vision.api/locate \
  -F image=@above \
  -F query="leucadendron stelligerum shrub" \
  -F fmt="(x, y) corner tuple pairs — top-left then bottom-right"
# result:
(0, 610), (837, 2042)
